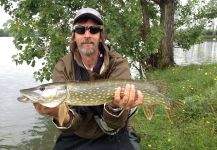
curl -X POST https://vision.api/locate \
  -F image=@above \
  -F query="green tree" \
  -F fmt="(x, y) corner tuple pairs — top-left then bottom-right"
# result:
(175, 0), (217, 50)
(140, 0), (177, 69)
(98, 0), (163, 78)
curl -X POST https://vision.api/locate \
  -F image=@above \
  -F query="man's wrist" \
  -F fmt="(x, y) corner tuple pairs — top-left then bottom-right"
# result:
(107, 102), (121, 109)
(105, 104), (123, 112)
(104, 104), (124, 117)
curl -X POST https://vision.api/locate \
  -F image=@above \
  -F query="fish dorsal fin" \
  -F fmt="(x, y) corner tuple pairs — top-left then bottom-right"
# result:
(142, 105), (156, 120)
(58, 103), (69, 126)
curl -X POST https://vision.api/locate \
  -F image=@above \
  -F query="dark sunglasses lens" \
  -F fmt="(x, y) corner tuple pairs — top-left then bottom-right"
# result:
(74, 26), (85, 34)
(89, 26), (101, 34)
(74, 26), (102, 34)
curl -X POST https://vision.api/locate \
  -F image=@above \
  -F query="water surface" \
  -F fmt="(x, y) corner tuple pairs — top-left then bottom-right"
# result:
(0, 37), (59, 149)
(174, 41), (217, 65)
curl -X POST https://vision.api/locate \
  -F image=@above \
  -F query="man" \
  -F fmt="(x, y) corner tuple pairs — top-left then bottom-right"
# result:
(34, 8), (143, 150)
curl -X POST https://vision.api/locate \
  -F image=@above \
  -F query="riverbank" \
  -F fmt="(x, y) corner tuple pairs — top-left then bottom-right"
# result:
(133, 64), (217, 149)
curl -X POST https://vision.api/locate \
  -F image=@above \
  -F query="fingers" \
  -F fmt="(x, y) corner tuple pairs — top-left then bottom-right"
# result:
(111, 84), (143, 110)
(33, 102), (59, 118)
(33, 103), (72, 126)
(33, 102), (44, 114)
(121, 84), (130, 107)
(112, 87), (121, 108)
(114, 87), (121, 102)
(131, 90), (143, 108)
(122, 84), (135, 109)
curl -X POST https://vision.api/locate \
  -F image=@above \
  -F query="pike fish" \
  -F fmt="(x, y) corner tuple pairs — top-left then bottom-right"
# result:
(18, 79), (185, 125)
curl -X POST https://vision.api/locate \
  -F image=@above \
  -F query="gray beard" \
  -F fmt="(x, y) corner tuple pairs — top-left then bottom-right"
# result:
(78, 44), (98, 56)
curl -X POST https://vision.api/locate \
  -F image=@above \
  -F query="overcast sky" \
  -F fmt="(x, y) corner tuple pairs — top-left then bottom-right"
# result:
(0, 6), (11, 28)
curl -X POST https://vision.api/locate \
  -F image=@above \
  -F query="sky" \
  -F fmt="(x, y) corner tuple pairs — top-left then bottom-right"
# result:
(0, 6), (11, 28)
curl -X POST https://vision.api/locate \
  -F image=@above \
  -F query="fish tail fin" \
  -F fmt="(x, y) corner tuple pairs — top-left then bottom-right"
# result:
(142, 105), (156, 120)
(58, 103), (69, 126)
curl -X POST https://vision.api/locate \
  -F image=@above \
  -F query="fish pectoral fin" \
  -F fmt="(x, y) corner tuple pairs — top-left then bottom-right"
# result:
(143, 105), (156, 120)
(58, 103), (69, 126)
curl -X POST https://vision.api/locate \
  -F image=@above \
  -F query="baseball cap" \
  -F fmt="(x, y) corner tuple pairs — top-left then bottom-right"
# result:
(73, 8), (103, 25)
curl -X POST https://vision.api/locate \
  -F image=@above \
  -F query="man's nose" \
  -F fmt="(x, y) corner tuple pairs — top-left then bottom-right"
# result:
(83, 30), (92, 37)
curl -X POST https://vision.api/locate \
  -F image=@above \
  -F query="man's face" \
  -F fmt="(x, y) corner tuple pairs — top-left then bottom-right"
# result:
(74, 20), (101, 56)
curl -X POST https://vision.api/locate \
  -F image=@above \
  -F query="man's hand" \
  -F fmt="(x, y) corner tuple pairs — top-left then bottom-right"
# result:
(33, 103), (71, 126)
(110, 84), (143, 109)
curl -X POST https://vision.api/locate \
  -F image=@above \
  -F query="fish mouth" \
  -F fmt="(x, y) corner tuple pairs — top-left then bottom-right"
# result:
(21, 92), (38, 99)
(17, 95), (61, 107)
(17, 94), (40, 103)
(17, 96), (31, 103)
(19, 88), (42, 102)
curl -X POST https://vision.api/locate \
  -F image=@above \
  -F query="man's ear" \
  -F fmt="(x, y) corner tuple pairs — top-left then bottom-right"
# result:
(72, 32), (75, 39)
(100, 31), (107, 43)
(69, 32), (77, 52)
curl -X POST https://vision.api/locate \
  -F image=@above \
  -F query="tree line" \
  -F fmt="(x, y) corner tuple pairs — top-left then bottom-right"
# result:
(0, 0), (217, 81)
(203, 29), (217, 40)
(0, 28), (10, 36)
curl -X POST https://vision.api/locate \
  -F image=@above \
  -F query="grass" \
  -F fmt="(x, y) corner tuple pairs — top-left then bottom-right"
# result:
(132, 64), (217, 150)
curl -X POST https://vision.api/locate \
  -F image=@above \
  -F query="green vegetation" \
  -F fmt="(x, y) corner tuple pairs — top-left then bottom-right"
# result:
(133, 64), (217, 149)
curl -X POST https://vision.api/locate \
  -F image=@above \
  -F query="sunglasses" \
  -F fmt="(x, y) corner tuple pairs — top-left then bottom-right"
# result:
(73, 25), (103, 34)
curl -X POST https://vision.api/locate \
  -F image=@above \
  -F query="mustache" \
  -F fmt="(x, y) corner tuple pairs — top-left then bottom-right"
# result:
(81, 38), (94, 44)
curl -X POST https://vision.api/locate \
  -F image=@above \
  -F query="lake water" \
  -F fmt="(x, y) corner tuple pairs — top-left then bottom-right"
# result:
(0, 37), (58, 149)
(174, 41), (217, 65)
(0, 37), (217, 149)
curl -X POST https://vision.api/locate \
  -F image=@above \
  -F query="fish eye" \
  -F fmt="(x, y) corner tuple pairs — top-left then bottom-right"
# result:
(39, 86), (45, 91)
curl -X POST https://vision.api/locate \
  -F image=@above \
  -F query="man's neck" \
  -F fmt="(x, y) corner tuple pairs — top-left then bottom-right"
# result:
(80, 52), (99, 70)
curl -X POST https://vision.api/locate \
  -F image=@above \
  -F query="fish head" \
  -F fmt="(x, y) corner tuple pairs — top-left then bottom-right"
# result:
(19, 82), (67, 104)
